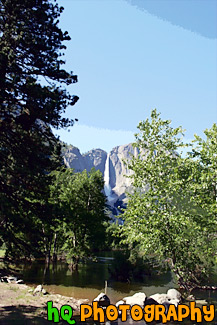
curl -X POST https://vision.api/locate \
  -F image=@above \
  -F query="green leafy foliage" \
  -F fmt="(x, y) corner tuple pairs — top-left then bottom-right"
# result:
(49, 168), (108, 267)
(121, 109), (217, 289)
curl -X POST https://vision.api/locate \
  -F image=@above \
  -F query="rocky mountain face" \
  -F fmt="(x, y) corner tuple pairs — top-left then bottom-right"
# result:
(63, 143), (145, 210)
(63, 145), (107, 174)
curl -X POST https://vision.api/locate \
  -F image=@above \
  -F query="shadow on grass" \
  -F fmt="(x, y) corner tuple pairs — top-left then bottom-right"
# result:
(0, 305), (50, 324)
(0, 306), (88, 325)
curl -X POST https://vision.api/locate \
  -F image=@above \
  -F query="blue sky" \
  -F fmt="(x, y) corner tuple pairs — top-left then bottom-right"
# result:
(54, 0), (217, 153)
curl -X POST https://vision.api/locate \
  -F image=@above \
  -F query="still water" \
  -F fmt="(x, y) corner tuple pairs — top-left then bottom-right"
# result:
(20, 251), (217, 324)
(21, 251), (175, 302)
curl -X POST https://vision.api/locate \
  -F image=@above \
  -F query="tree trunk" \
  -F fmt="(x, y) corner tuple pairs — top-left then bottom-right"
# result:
(52, 232), (57, 262)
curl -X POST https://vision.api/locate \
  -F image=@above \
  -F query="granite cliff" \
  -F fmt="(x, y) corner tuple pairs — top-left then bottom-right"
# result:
(63, 145), (107, 174)
(63, 143), (145, 209)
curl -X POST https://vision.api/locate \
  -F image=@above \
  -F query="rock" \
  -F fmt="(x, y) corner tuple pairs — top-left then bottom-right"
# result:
(149, 293), (169, 304)
(150, 293), (180, 307)
(195, 299), (207, 305)
(33, 284), (43, 295)
(8, 276), (18, 282)
(167, 298), (180, 307)
(167, 289), (181, 301)
(123, 292), (146, 307)
(144, 297), (160, 306)
(63, 145), (86, 171)
(63, 145), (107, 175)
(83, 149), (107, 175)
(186, 294), (195, 301)
(1, 277), (11, 283)
(77, 299), (89, 305)
(163, 301), (172, 314)
(109, 144), (144, 199)
(145, 294), (177, 317)
(33, 285), (47, 295)
(115, 300), (126, 318)
(116, 300), (125, 307)
(93, 292), (110, 307)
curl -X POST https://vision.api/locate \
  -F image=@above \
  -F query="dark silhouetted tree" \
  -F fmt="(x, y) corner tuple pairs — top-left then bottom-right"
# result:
(0, 0), (78, 257)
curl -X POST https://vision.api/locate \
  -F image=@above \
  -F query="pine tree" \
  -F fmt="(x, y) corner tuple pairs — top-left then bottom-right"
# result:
(0, 0), (78, 257)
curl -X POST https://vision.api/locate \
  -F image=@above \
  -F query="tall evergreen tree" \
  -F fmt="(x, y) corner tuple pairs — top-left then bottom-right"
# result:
(0, 0), (78, 256)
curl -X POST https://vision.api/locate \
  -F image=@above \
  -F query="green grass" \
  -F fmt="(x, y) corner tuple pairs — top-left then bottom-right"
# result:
(9, 285), (19, 292)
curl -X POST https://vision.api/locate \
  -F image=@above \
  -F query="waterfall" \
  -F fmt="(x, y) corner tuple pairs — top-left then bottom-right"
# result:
(104, 153), (112, 199)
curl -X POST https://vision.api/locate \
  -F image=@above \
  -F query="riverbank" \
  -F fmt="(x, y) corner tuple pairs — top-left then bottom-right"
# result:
(0, 281), (88, 324)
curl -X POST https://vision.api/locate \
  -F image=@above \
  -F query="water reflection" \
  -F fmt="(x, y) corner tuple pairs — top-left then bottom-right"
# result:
(22, 251), (172, 288)
(20, 251), (175, 301)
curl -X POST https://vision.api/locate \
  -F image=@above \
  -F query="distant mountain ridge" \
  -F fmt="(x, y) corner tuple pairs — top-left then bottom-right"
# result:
(63, 145), (107, 174)
(63, 143), (145, 208)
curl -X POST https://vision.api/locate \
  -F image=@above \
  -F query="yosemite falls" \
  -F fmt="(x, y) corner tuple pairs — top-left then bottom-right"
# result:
(63, 143), (144, 207)
(104, 153), (112, 200)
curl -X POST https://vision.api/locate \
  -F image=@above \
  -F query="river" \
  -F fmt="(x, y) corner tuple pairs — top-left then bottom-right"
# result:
(19, 251), (217, 324)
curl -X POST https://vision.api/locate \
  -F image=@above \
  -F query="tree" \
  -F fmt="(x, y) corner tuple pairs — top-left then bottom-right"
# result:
(0, 0), (78, 256)
(49, 168), (108, 268)
(191, 124), (217, 212)
(121, 109), (216, 289)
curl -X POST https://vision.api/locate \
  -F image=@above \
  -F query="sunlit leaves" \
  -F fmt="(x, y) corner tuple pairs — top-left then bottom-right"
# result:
(121, 110), (217, 289)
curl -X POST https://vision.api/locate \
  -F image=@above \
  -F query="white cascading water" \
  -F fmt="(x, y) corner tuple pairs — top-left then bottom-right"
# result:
(104, 153), (112, 199)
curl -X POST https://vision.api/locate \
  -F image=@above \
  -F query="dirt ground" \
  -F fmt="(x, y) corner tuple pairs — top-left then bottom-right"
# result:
(0, 282), (89, 324)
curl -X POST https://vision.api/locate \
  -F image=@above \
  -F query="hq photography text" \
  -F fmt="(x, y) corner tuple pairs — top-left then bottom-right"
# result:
(47, 301), (215, 323)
